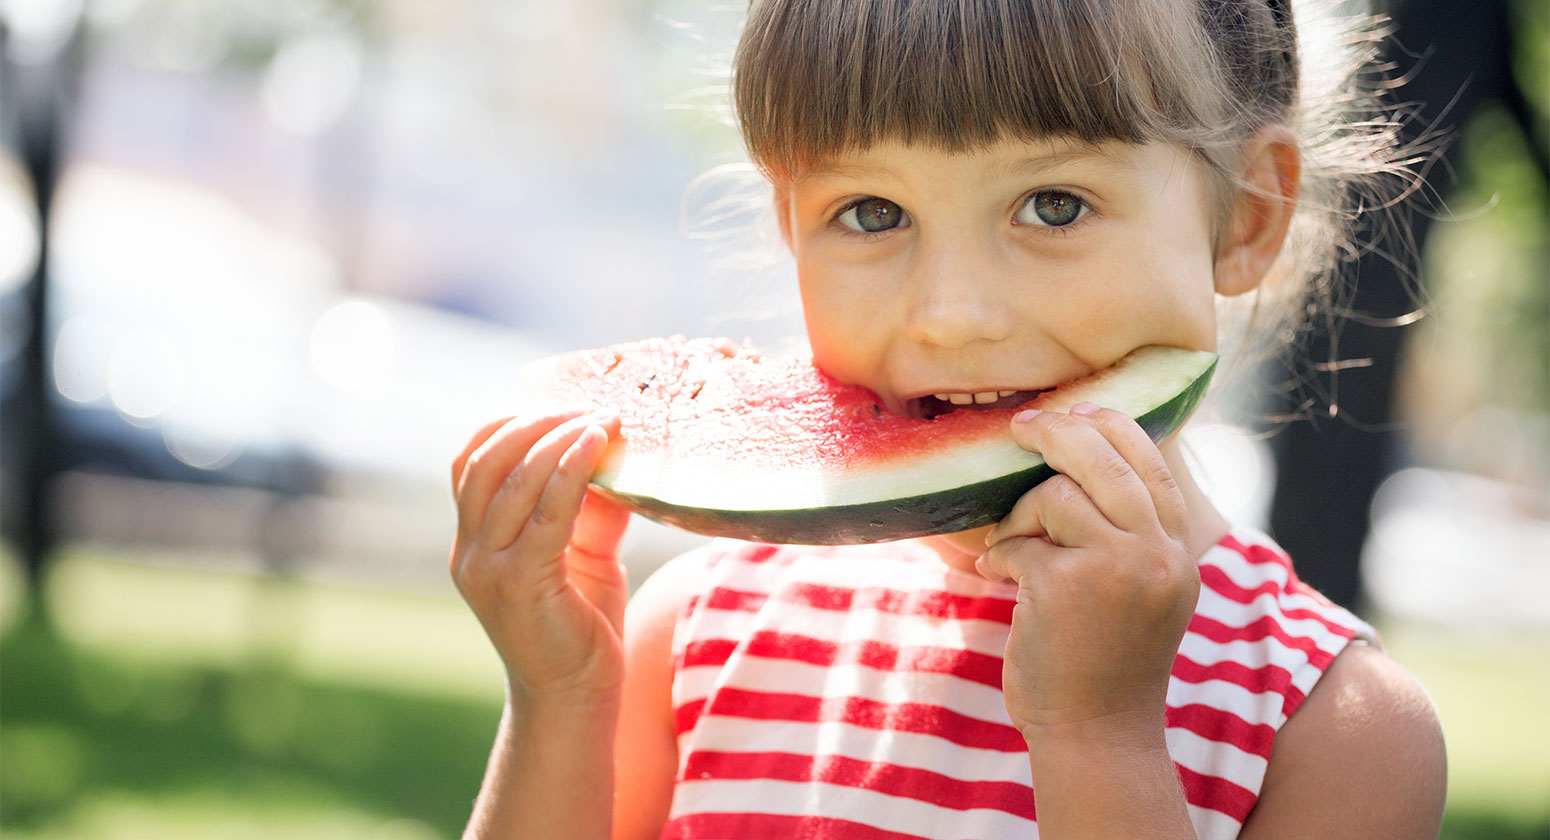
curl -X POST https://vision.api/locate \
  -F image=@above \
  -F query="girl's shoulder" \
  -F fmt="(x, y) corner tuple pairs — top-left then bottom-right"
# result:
(1217, 527), (1447, 836)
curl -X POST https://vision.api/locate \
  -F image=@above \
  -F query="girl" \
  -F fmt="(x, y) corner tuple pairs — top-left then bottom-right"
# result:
(448, 0), (1447, 837)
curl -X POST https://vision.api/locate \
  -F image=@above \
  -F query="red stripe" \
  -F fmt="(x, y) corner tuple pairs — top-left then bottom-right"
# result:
(1187, 614), (1336, 669)
(681, 750), (1037, 820)
(1199, 562), (1287, 603)
(698, 581), (1015, 624)
(1199, 565), (1358, 637)
(1166, 702), (1275, 758)
(1176, 763), (1257, 823)
(676, 697), (706, 736)
(681, 632), (1004, 689)
(662, 812), (928, 840)
(1171, 652), (1296, 697)
(1280, 683), (1313, 720)
(1219, 534), (1292, 572)
(786, 582), (1016, 623)
(700, 586), (770, 612)
(681, 638), (738, 670)
(698, 688), (1028, 752)
(726, 543), (784, 564)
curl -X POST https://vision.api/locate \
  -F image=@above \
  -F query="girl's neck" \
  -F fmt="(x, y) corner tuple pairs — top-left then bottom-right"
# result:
(1160, 435), (1232, 560)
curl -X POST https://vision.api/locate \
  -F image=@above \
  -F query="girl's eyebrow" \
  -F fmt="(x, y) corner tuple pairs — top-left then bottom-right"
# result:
(795, 160), (900, 186)
(1003, 146), (1139, 178)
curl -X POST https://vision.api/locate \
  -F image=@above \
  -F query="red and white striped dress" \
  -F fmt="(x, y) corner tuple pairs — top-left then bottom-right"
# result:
(661, 527), (1376, 839)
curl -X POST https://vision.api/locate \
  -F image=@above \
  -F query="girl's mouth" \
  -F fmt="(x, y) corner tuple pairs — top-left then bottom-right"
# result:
(905, 389), (1048, 420)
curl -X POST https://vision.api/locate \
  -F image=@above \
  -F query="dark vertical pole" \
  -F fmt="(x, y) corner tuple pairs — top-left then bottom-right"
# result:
(4, 12), (85, 614)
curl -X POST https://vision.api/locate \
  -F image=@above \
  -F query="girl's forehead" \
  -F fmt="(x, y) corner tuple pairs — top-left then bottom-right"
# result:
(791, 137), (1162, 185)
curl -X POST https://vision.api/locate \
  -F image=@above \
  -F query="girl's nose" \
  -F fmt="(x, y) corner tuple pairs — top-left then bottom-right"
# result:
(903, 247), (1015, 349)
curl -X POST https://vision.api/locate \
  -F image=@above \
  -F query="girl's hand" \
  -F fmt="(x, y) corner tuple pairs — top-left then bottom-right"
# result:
(448, 406), (632, 706)
(976, 402), (1199, 745)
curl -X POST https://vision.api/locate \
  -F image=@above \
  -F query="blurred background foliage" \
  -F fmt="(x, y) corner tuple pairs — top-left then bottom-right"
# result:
(1, 0), (1547, 838)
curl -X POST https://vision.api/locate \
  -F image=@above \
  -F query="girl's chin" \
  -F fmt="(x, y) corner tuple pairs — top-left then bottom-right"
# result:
(920, 525), (995, 576)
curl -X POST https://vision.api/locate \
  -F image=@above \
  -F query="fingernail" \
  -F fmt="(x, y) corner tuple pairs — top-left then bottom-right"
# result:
(1013, 409), (1041, 424)
(1071, 401), (1100, 416)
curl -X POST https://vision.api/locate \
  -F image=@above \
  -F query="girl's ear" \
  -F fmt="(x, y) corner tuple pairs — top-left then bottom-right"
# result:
(1214, 126), (1301, 297)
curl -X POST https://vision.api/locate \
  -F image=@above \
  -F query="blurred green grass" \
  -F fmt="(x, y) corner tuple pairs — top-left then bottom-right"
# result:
(3, 548), (1548, 839)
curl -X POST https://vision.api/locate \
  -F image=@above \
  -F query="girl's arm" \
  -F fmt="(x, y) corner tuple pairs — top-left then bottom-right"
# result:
(1239, 643), (1446, 837)
(449, 408), (632, 840)
(465, 688), (621, 839)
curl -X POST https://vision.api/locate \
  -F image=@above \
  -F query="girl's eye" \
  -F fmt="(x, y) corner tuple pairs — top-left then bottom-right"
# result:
(1015, 190), (1090, 228)
(837, 198), (910, 233)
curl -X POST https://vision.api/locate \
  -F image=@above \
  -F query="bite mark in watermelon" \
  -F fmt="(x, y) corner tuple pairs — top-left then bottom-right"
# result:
(525, 337), (1218, 545)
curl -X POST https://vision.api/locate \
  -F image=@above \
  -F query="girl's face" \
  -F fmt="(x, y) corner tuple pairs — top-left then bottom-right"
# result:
(781, 137), (1222, 416)
(778, 137), (1226, 567)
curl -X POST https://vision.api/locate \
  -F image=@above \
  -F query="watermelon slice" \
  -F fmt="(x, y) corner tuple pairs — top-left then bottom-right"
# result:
(525, 337), (1217, 545)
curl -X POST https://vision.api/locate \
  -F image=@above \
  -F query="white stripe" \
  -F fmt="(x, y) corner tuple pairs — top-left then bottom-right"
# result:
(1188, 802), (1247, 840)
(668, 778), (1038, 839)
(683, 596), (1013, 660)
(1178, 629), (1324, 680)
(676, 653), (1013, 727)
(1165, 722), (1269, 793)
(679, 712), (1030, 786)
(1166, 675), (1283, 732)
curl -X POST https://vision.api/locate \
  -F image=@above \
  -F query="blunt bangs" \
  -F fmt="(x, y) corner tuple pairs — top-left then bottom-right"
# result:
(731, 0), (1269, 179)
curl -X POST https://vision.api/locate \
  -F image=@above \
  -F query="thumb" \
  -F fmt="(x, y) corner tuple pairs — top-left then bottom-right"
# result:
(571, 487), (631, 561)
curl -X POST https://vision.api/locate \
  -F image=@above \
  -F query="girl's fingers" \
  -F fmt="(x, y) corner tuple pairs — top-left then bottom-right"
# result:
(454, 405), (601, 534)
(975, 529), (1062, 585)
(451, 415), (514, 491)
(1007, 405), (1166, 536)
(1064, 404), (1190, 538)
(479, 412), (620, 550)
(987, 473), (1110, 549)
(510, 425), (614, 581)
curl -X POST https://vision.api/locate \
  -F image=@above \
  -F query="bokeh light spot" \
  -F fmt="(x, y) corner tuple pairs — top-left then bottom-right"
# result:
(310, 299), (396, 393)
(53, 314), (115, 404)
(108, 329), (185, 420)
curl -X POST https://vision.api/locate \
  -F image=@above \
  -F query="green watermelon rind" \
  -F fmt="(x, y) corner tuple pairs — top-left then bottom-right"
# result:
(589, 348), (1218, 545)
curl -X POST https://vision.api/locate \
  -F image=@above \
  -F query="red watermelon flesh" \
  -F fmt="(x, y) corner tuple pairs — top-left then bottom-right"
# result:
(544, 336), (1044, 469)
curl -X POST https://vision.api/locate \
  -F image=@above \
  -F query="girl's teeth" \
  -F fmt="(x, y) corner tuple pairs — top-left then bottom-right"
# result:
(932, 391), (1012, 406)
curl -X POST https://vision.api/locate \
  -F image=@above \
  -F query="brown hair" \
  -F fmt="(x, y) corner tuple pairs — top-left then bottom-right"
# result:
(727, 0), (1414, 395)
